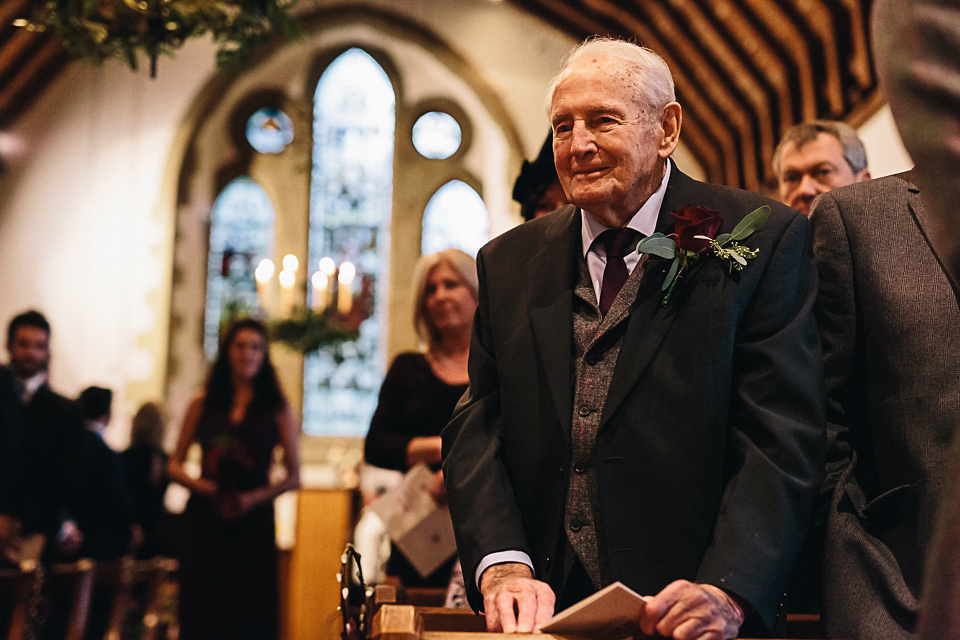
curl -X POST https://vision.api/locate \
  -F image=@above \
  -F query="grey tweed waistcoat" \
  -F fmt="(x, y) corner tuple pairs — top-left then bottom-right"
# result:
(564, 253), (646, 588)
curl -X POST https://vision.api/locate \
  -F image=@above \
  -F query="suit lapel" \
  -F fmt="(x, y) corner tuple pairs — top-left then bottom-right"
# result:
(905, 175), (960, 295)
(529, 206), (580, 438)
(600, 168), (690, 429)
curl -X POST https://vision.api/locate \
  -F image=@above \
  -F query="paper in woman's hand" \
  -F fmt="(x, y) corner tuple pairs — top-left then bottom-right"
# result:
(368, 463), (456, 578)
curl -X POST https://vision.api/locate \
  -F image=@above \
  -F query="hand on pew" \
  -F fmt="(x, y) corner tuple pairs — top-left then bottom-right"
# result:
(639, 580), (744, 640)
(479, 562), (555, 633)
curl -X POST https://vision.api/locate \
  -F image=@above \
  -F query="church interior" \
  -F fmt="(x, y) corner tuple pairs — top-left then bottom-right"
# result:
(0, 0), (918, 637)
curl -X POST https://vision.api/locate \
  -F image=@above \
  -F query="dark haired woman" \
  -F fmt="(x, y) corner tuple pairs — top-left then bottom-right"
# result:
(168, 318), (300, 640)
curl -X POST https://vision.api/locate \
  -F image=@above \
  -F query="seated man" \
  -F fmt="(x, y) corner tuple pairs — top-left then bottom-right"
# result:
(773, 120), (871, 216)
(443, 38), (825, 639)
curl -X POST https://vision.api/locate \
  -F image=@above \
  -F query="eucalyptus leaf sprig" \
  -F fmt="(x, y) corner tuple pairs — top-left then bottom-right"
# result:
(637, 205), (770, 306)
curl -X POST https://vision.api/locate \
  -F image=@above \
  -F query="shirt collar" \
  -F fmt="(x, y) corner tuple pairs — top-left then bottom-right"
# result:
(19, 371), (47, 403)
(580, 159), (672, 257)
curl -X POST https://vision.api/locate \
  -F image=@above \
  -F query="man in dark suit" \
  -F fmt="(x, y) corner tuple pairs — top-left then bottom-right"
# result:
(75, 386), (135, 561)
(810, 174), (959, 638)
(442, 38), (825, 639)
(4, 310), (84, 558)
(0, 365), (24, 562)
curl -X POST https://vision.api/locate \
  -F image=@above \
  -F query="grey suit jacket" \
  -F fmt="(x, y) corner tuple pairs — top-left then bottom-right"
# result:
(812, 174), (960, 639)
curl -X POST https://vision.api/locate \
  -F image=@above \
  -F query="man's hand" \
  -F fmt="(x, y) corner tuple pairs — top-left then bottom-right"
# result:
(640, 580), (744, 640)
(480, 562), (555, 633)
(56, 520), (83, 556)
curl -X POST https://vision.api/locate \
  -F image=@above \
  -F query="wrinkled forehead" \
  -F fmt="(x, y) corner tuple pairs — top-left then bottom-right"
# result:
(550, 55), (643, 112)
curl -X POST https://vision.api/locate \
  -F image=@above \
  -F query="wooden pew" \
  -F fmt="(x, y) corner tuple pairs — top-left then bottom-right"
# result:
(95, 556), (179, 640)
(44, 559), (95, 640)
(140, 557), (178, 640)
(0, 560), (42, 640)
(369, 605), (826, 640)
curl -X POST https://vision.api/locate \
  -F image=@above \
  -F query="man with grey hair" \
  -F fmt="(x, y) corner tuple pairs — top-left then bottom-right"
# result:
(443, 38), (824, 639)
(773, 120), (871, 216)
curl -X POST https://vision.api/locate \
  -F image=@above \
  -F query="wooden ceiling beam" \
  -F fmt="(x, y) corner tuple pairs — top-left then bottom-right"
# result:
(704, 0), (796, 181)
(0, 26), (36, 73)
(0, 38), (66, 129)
(656, 0), (776, 188)
(617, 0), (754, 189)
(784, 0), (844, 116)
(740, 0), (818, 126)
(838, 0), (873, 90)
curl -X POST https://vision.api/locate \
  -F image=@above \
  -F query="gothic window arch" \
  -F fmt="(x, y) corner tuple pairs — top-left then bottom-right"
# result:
(168, 13), (524, 460)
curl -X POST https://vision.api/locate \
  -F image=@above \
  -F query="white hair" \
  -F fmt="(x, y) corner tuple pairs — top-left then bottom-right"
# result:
(546, 37), (676, 122)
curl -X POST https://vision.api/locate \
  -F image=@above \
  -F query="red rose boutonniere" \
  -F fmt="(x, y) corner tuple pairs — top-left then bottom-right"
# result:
(637, 204), (771, 306)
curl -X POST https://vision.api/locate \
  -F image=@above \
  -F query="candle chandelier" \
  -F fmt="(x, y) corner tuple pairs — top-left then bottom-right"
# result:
(258, 254), (365, 359)
(15, 0), (300, 77)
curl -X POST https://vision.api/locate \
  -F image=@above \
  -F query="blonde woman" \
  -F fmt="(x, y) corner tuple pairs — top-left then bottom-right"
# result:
(364, 248), (477, 587)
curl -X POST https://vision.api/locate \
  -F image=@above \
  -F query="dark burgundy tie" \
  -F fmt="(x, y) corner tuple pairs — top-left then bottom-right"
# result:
(598, 228), (640, 314)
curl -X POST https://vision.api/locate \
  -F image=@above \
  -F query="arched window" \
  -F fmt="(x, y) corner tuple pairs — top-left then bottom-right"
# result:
(170, 16), (525, 462)
(303, 48), (396, 437)
(421, 180), (489, 257)
(203, 177), (275, 358)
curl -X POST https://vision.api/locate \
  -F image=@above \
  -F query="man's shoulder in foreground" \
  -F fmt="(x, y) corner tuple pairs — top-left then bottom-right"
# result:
(813, 172), (914, 208)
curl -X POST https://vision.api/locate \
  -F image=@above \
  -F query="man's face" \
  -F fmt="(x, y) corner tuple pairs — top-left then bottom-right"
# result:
(550, 56), (677, 227)
(7, 326), (50, 379)
(777, 132), (871, 215)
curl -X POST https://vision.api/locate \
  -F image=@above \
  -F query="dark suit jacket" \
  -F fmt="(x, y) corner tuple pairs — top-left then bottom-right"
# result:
(12, 383), (84, 547)
(442, 167), (826, 630)
(812, 174), (960, 639)
(73, 430), (134, 561)
(0, 366), (23, 513)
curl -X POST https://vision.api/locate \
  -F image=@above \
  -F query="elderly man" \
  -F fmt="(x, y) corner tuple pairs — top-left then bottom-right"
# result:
(773, 120), (871, 216)
(442, 38), (825, 639)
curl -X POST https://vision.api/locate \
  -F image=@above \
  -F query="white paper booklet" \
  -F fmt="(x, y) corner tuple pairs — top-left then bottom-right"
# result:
(368, 463), (457, 578)
(538, 581), (649, 639)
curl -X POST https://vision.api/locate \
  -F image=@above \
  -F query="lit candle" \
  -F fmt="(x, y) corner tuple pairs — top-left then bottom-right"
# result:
(282, 253), (299, 272)
(311, 271), (328, 311)
(337, 261), (356, 315)
(255, 259), (275, 312)
(319, 257), (336, 310)
(279, 268), (296, 317)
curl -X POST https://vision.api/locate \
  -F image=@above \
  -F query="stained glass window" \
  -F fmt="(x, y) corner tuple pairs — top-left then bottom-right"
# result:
(303, 48), (396, 437)
(203, 177), (275, 358)
(421, 180), (489, 257)
(246, 108), (295, 154)
(412, 111), (461, 159)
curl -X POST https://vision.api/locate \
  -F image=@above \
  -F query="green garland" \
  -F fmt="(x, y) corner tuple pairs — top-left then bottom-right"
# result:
(16, 0), (300, 76)
(270, 307), (361, 363)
